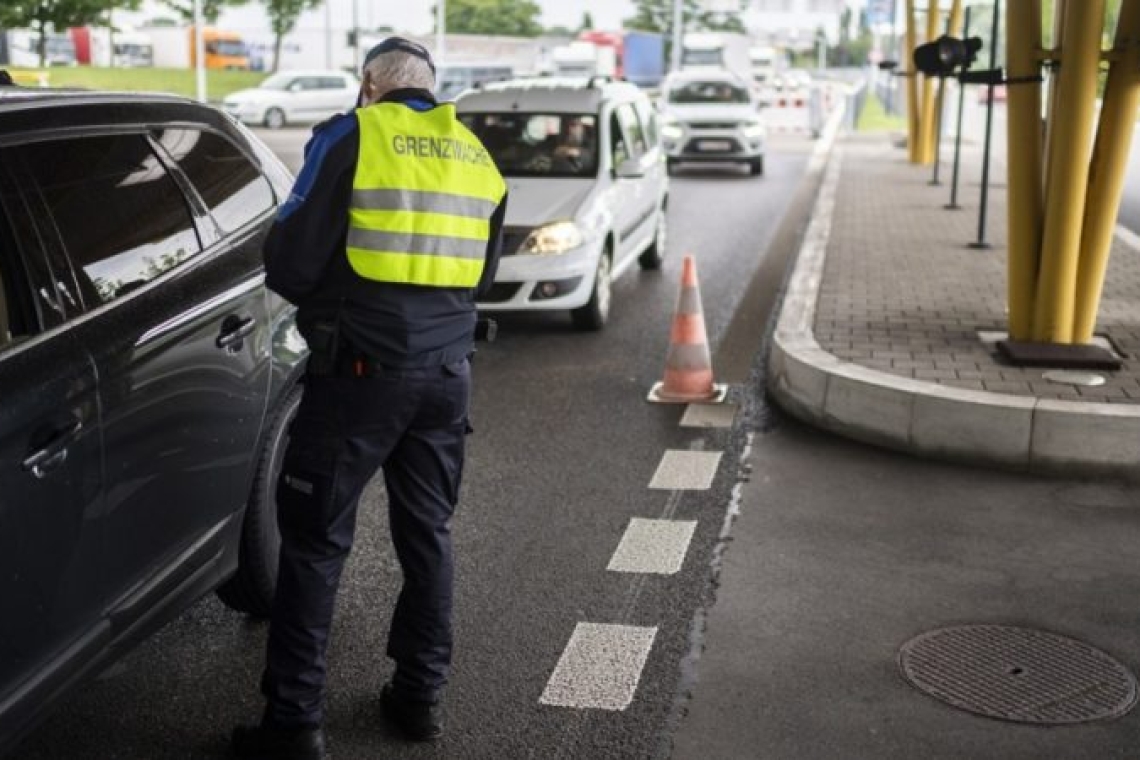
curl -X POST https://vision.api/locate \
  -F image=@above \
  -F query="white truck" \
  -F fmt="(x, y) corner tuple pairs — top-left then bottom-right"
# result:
(680, 32), (752, 82)
(551, 40), (617, 78)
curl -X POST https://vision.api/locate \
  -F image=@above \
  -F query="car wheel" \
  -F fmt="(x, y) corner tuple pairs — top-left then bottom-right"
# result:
(571, 250), (612, 331)
(264, 107), (286, 130)
(749, 157), (765, 176)
(216, 385), (301, 617)
(638, 199), (668, 270)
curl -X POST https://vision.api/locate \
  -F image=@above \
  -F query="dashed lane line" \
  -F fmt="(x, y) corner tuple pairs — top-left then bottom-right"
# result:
(648, 450), (722, 491)
(540, 623), (658, 711)
(607, 518), (698, 575)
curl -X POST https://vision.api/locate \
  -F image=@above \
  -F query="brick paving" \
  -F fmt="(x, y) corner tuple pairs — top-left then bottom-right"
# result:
(813, 133), (1140, 404)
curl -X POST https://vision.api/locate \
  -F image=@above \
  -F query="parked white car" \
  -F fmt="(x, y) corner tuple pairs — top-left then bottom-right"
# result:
(658, 70), (766, 175)
(222, 70), (359, 129)
(456, 77), (669, 330)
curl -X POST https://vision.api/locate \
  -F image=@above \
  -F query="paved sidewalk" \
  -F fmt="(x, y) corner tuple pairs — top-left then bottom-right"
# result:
(768, 131), (1140, 477)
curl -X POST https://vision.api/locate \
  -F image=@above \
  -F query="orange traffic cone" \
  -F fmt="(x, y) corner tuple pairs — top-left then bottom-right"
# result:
(648, 255), (727, 404)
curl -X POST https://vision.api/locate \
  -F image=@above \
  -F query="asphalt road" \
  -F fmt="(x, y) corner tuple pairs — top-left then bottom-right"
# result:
(10, 129), (817, 759)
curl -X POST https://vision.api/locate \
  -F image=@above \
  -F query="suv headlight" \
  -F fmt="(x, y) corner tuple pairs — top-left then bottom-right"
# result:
(520, 221), (584, 255)
(743, 120), (766, 140)
(660, 117), (684, 141)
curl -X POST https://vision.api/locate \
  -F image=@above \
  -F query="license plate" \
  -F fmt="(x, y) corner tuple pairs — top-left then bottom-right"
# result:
(698, 140), (732, 152)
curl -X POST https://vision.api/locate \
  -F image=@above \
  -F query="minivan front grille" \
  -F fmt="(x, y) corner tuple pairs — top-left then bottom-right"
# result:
(500, 226), (533, 256)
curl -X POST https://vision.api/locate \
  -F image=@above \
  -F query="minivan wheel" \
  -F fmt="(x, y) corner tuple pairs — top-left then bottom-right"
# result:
(216, 385), (301, 617)
(638, 199), (668, 270)
(571, 251), (612, 331)
(264, 107), (286, 129)
(749, 157), (765, 176)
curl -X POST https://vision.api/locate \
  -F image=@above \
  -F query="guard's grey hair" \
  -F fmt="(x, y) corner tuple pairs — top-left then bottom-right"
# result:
(363, 51), (435, 98)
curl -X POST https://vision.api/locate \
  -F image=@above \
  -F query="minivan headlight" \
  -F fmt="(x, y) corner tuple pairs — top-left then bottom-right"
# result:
(520, 221), (583, 255)
(660, 117), (683, 141)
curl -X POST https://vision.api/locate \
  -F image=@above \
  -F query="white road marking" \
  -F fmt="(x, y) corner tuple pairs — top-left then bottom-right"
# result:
(648, 450), (722, 490)
(540, 623), (657, 711)
(608, 518), (697, 575)
(680, 402), (737, 429)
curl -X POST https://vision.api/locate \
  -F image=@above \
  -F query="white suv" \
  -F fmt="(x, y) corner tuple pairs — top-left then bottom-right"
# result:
(456, 77), (669, 330)
(659, 70), (766, 176)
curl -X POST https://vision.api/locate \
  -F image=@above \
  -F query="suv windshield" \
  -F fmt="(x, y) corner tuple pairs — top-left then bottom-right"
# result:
(460, 112), (598, 178)
(668, 80), (750, 105)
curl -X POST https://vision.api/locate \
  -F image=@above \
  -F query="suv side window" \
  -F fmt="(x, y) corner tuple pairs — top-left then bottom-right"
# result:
(154, 128), (275, 235)
(23, 134), (202, 308)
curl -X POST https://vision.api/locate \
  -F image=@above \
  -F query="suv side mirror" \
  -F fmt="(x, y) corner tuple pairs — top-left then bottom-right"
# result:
(614, 157), (644, 179)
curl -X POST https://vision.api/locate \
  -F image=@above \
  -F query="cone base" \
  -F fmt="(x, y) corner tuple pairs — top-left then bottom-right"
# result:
(647, 382), (728, 404)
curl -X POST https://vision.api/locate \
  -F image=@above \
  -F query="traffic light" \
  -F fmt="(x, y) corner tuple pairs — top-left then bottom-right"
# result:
(913, 35), (982, 77)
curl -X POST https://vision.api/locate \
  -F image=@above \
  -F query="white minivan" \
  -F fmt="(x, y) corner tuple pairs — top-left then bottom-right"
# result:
(456, 77), (669, 330)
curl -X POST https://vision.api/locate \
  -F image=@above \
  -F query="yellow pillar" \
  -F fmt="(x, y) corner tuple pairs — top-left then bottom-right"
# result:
(906, 0), (921, 163)
(1072, 2), (1140, 342)
(1005, 0), (1043, 340)
(1032, 0), (1104, 343)
(948, 0), (963, 40)
(918, 0), (941, 164)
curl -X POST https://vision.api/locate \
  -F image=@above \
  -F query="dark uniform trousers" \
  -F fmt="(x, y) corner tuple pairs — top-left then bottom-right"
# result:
(260, 357), (470, 728)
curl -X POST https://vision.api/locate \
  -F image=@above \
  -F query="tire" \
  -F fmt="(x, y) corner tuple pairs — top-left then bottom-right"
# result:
(216, 385), (301, 617)
(749, 157), (765, 176)
(638, 199), (668, 270)
(571, 250), (612, 331)
(264, 107), (286, 130)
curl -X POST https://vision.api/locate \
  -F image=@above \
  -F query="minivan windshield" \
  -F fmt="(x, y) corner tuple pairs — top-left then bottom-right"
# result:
(667, 80), (750, 105)
(459, 112), (598, 178)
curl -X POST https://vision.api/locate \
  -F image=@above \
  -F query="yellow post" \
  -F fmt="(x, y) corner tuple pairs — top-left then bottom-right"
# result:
(948, 0), (963, 40)
(1072, 2), (1140, 342)
(918, 0), (941, 164)
(1041, 0), (1067, 202)
(1032, 0), (1104, 343)
(906, 0), (921, 163)
(1005, 0), (1043, 340)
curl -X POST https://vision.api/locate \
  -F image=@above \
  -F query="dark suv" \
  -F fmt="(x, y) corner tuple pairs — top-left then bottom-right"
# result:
(0, 84), (304, 753)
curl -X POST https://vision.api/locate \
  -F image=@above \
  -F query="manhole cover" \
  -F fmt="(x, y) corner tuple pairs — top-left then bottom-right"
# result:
(899, 625), (1137, 724)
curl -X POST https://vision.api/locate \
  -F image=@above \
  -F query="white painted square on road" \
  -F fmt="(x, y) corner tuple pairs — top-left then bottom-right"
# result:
(540, 623), (657, 711)
(608, 518), (697, 575)
(680, 403), (737, 429)
(648, 450), (722, 490)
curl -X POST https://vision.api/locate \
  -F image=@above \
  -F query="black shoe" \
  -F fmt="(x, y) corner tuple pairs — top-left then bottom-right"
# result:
(381, 681), (443, 741)
(231, 723), (327, 760)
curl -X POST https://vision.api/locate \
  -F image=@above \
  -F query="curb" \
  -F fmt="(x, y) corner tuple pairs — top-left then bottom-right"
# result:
(767, 140), (1140, 479)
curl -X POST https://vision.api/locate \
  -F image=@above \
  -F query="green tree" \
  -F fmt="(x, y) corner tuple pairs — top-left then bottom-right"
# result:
(159, 0), (247, 24)
(624, 0), (747, 57)
(431, 0), (543, 38)
(263, 0), (321, 72)
(0, 0), (126, 66)
(578, 11), (594, 33)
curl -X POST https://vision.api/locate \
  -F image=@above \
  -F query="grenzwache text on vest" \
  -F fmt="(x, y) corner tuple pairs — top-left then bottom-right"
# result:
(392, 135), (492, 166)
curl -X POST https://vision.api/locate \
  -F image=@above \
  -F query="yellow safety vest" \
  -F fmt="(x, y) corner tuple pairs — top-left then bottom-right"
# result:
(348, 102), (506, 288)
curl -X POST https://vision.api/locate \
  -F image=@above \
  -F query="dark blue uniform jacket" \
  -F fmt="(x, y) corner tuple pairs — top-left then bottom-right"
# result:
(264, 88), (507, 368)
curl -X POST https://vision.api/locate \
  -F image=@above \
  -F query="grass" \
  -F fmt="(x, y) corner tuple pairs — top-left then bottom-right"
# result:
(5, 66), (267, 102)
(857, 91), (907, 132)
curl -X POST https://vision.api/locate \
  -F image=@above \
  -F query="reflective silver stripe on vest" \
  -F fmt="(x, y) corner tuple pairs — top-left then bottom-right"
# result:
(352, 188), (498, 219)
(347, 228), (486, 260)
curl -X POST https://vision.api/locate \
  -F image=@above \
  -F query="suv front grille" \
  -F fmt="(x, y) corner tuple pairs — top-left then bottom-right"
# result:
(688, 121), (740, 130)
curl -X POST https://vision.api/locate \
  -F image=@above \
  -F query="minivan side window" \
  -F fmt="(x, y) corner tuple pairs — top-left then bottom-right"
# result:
(615, 103), (648, 159)
(155, 129), (275, 235)
(23, 134), (202, 307)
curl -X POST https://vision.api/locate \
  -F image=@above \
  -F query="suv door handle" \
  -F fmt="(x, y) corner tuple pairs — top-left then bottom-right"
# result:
(23, 417), (83, 479)
(216, 314), (257, 350)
